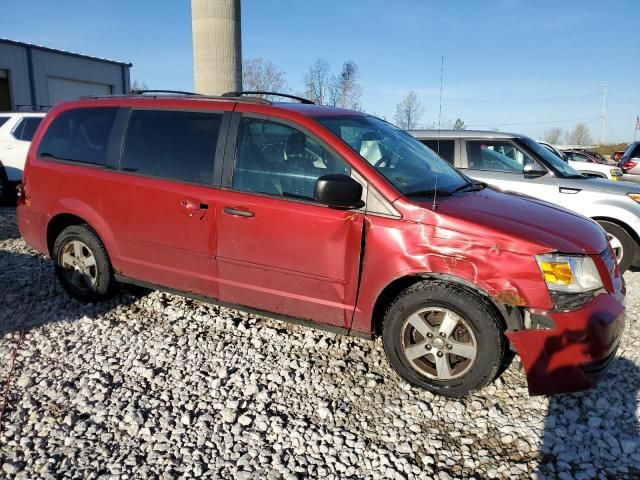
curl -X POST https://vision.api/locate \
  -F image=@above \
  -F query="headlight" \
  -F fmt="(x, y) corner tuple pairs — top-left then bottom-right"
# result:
(535, 254), (602, 293)
(611, 169), (622, 176)
(628, 193), (640, 203)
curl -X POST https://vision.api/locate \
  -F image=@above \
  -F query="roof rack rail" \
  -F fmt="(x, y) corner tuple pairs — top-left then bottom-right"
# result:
(80, 91), (270, 105)
(222, 91), (314, 104)
(129, 89), (201, 96)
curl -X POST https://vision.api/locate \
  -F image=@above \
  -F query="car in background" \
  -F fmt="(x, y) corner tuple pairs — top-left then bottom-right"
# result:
(537, 141), (622, 180)
(577, 150), (613, 165)
(561, 150), (623, 180)
(619, 142), (640, 175)
(16, 92), (625, 397)
(0, 112), (45, 200)
(412, 130), (640, 272)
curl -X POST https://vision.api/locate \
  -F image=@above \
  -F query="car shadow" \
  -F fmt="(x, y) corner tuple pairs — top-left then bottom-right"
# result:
(0, 243), (143, 339)
(534, 333), (640, 478)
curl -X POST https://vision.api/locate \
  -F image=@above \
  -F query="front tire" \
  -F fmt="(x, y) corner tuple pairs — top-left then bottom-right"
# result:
(0, 167), (9, 203)
(382, 281), (506, 397)
(53, 225), (115, 302)
(597, 220), (635, 273)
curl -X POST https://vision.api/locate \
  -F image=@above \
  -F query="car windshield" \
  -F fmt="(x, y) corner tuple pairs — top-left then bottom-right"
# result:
(315, 115), (469, 196)
(520, 137), (584, 178)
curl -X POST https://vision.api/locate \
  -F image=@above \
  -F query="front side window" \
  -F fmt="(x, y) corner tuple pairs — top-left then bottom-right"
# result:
(13, 117), (43, 141)
(315, 115), (467, 196)
(121, 110), (223, 184)
(465, 140), (529, 173)
(37, 108), (117, 166)
(420, 139), (455, 165)
(232, 117), (350, 200)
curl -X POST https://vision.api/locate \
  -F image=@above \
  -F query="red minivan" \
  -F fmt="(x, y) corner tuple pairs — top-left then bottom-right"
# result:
(17, 91), (625, 397)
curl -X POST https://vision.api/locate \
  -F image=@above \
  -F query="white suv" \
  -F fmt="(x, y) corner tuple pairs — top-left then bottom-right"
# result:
(0, 112), (45, 200)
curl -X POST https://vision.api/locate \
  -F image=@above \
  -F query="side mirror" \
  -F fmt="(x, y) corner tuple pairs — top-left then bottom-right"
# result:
(523, 162), (547, 177)
(314, 174), (365, 210)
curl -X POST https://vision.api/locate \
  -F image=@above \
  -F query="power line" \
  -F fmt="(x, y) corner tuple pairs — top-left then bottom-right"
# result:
(463, 115), (601, 128)
(442, 92), (601, 104)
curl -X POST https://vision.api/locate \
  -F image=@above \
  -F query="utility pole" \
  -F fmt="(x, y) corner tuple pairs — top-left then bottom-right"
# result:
(599, 83), (607, 145)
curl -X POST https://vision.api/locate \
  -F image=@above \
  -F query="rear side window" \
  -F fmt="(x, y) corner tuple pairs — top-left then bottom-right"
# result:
(0, 117), (9, 128)
(37, 108), (118, 166)
(121, 110), (223, 185)
(12, 117), (43, 141)
(420, 139), (455, 164)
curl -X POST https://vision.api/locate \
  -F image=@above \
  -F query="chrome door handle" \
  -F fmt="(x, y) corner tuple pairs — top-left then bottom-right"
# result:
(223, 207), (255, 217)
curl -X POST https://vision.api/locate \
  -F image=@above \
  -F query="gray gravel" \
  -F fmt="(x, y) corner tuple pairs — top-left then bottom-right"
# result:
(1, 206), (640, 479)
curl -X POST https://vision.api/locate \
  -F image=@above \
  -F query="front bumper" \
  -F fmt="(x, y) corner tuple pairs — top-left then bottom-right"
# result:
(506, 292), (625, 396)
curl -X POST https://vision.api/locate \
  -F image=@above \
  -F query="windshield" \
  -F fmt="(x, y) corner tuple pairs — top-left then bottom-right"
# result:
(315, 115), (469, 196)
(520, 137), (584, 178)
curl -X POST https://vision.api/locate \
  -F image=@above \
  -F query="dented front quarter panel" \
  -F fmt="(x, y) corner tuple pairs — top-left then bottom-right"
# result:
(351, 196), (556, 334)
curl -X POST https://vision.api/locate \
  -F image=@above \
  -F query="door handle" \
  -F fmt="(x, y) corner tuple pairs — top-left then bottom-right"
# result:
(223, 207), (255, 217)
(180, 200), (209, 218)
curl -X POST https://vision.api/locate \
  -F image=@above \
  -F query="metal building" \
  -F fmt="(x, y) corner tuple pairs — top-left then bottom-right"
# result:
(192, 0), (242, 95)
(0, 38), (132, 112)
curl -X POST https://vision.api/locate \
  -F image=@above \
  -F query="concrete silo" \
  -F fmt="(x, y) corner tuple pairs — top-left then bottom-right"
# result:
(191, 0), (242, 95)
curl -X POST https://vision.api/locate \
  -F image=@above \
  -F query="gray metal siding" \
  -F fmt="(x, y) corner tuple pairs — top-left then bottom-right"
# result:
(31, 49), (128, 106)
(0, 42), (32, 108)
(0, 41), (131, 110)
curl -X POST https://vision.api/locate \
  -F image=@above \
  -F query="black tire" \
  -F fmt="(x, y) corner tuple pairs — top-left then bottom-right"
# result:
(53, 225), (115, 302)
(382, 280), (506, 397)
(0, 166), (9, 203)
(597, 220), (635, 274)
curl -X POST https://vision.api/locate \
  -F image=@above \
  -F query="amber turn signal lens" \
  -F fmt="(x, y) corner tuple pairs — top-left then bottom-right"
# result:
(540, 261), (573, 285)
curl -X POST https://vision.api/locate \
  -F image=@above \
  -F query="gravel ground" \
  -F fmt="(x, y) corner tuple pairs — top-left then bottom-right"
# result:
(1, 206), (640, 480)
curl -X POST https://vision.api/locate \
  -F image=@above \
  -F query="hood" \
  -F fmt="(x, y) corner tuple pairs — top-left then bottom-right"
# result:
(415, 187), (608, 255)
(558, 176), (640, 194)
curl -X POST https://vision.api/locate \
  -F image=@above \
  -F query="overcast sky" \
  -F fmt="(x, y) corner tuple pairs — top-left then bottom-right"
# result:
(2, 0), (638, 143)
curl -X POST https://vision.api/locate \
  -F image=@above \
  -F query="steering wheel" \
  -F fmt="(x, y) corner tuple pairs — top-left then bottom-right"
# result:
(374, 154), (392, 168)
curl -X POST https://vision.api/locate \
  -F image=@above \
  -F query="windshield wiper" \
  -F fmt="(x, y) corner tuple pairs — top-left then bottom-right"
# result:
(403, 189), (453, 198)
(451, 182), (485, 193)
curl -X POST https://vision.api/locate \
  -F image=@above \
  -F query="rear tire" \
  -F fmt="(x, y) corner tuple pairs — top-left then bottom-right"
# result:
(53, 225), (115, 302)
(597, 220), (635, 273)
(382, 280), (506, 397)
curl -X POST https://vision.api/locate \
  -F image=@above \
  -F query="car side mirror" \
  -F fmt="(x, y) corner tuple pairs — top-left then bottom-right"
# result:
(314, 174), (365, 210)
(523, 162), (547, 177)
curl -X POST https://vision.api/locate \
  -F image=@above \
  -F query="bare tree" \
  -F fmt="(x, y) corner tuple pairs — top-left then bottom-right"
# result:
(566, 123), (593, 145)
(542, 127), (563, 144)
(131, 79), (149, 92)
(242, 58), (288, 100)
(328, 60), (362, 110)
(304, 59), (331, 104)
(394, 91), (425, 130)
(453, 118), (466, 130)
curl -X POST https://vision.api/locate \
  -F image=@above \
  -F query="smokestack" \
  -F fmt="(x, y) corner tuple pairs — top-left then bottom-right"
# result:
(191, 0), (242, 95)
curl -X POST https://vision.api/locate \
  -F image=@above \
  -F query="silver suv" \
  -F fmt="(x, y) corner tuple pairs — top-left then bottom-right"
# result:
(410, 129), (640, 272)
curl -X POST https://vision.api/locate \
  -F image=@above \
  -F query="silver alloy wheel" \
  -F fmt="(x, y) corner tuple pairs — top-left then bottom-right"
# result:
(59, 240), (98, 292)
(401, 307), (477, 380)
(606, 233), (624, 264)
